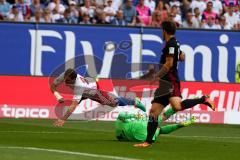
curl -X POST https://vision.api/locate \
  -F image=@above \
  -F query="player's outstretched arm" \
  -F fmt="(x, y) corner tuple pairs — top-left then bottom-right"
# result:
(53, 100), (78, 127)
(50, 82), (64, 103)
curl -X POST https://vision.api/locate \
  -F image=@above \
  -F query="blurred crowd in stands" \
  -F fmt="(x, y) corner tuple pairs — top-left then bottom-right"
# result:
(0, 0), (239, 29)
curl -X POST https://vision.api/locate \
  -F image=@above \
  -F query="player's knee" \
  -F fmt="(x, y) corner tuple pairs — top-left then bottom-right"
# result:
(161, 114), (167, 121)
(149, 108), (159, 118)
(172, 106), (182, 111)
(149, 108), (155, 114)
(109, 102), (117, 107)
(169, 97), (182, 111)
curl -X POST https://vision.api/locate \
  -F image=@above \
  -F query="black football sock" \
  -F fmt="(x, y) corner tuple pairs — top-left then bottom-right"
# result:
(181, 96), (205, 110)
(146, 116), (158, 144)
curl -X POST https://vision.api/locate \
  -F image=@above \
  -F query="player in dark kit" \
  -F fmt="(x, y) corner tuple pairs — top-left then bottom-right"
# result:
(134, 21), (215, 147)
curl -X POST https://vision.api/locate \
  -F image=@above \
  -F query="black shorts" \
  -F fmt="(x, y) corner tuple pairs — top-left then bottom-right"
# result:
(151, 80), (181, 107)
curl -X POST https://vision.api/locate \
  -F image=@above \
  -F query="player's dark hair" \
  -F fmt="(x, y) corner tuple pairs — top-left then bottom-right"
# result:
(162, 21), (176, 35)
(64, 68), (77, 80)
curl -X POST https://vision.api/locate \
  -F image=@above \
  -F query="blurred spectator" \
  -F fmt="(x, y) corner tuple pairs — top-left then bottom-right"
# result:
(41, 0), (51, 6)
(190, 0), (206, 14)
(170, 5), (182, 26)
(237, 5), (240, 29)
(224, 5), (239, 28)
(122, 0), (137, 25)
(144, 0), (156, 13)
(211, 0), (223, 15)
(151, 10), (162, 27)
(193, 7), (201, 21)
(223, 0), (239, 13)
(0, 0), (11, 18)
(6, 0), (15, 4)
(202, 15), (220, 29)
(180, 0), (191, 20)
(111, 0), (122, 12)
(56, 7), (77, 23)
(25, 0), (32, 5)
(69, 0), (78, 20)
(63, 0), (71, 5)
(0, 0), (238, 30)
(202, 1), (218, 22)
(80, 0), (96, 22)
(169, 0), (181, 9)
(135, 16), (145, 26)
(30, 8), (44, 22)
(30, 0), (44, 16)
(43, 8), (52, 23)
(94, 1), (104, 19)
(80, 13), (91, 24)
(168, 12), (177, 26)
(154, 0), (168, 21)
(48, 0), (66, 14)
(103, 0), (116, 23)
(7, 5), (24, 21)
(123, 0), (138, 6)
(219, 15), (231, 29)
(0, 13), (3, 20)
(111, 10), (126, 26)
(223, 0), (239, 6)
(15, 0), (31, 20)
(93, 0), (105, 7)
(136, 0), (151, 26)
(51, 8), (63, 22)
(182, 10), (199, 28)
(97, 11), (110, 24)
(68, 0), (83, 5)
(169, 0), (182, 17)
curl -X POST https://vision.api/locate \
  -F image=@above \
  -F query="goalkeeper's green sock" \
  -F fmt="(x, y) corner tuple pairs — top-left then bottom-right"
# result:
(163, 107), (176, 120)
(158, 115), (163, 126)
(159, 124), (181, 135)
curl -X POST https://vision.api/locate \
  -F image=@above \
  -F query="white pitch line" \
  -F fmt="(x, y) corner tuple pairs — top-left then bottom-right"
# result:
(0, 146), (141, 160)
(162, 135), (240, 139)
(0, 131), (65, 134)
(0, 130), (112, 134)
(1, 130), (240, 140)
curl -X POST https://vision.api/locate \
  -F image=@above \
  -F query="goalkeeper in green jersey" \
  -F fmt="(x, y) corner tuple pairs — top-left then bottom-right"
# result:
(115, 112), (195, 142)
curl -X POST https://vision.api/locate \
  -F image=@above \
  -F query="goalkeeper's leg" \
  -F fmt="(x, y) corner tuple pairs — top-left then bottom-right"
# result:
(158, 116), (196, 135)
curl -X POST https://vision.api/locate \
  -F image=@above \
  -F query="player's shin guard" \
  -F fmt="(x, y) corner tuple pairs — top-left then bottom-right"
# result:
(181, 96), (205, 110)
(158, 115), (163, 126)
(146, 116), (158, 144)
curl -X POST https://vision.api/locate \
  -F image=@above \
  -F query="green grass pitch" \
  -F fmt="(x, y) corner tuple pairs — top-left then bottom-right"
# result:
(0, 118), (240, 160)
